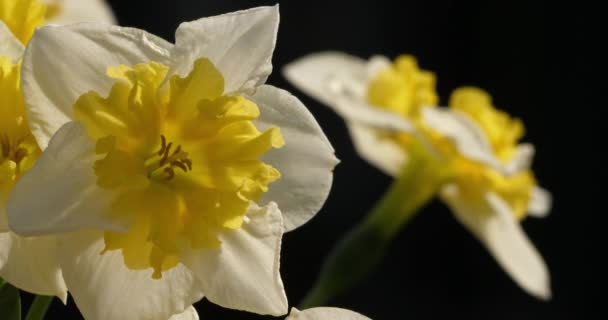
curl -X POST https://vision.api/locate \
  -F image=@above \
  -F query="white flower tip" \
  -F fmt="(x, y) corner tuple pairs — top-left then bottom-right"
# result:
(222, 5), (280, 24)
(274, 296), (290, 316)
(540, 286), (553, 301)
(282, 56), (308, 88)
(333, 157), (342, 167)
(287, 307), (371, 320)
(526, 274), (553, 301)
(365, 54), (391, 78)
(58, 290), (69, 305)
(282, 51), (352, 88)
(503, 143), (535, 176)
(271, 3), (280, 12)
(247, 4), (280, 32)
(528, 187), (552, 218)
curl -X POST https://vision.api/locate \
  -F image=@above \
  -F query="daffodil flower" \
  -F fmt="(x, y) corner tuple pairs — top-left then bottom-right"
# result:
(287, 307), (370, 320)
(285, 52), (552, 300)
(7, 6), (337, 320)
(0, 0), (114, 303)
(1, 1), (195, 319)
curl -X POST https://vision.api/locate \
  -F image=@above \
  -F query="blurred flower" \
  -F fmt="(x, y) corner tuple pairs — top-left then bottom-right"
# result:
(0, 0), (114, 302)
(41, 0), (115, 26)
(0, 0), (115, 44)
(287, 307), (370, 320)
(285, 52), (552, 299)
(8, 6), (337, 320)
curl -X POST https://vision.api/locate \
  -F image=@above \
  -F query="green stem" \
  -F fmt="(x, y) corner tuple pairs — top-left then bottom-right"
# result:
(25, 295), (53, 320)
(299, 146), (449, 308)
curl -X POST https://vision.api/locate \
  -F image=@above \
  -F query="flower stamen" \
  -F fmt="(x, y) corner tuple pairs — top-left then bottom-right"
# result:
(147, 135), (193, 181)
(0, 134), (31, 173)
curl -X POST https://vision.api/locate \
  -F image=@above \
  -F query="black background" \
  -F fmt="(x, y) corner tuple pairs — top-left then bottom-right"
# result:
(36, 0), (602, 319)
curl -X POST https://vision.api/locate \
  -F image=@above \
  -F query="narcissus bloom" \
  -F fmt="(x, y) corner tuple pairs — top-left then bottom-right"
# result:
(285, 52), (552, 299)
(8, 6), (337, 320)
(0, 24), (64, 301)
(0, 0), (114, 303)
(287, 307), (370, 320)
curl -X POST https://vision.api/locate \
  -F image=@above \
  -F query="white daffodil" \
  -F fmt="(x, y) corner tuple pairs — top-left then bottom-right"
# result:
(0, 0), (114, 303)
(286, 307), (370, 320)
(285, 52), (552, 299)
(8, 6), (337, 320)
(0, 31), (65, 301)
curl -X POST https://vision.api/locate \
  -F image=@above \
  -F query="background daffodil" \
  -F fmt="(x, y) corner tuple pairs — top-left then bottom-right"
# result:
(38, 0), (115, 26)
(0, 1), (196, 319)
(0, 0), (114, 307)
(0, 25), (66, 301)
(284, 52), (552, 303)
(7, 6), (337, 320)
(0, 0), (115, 44)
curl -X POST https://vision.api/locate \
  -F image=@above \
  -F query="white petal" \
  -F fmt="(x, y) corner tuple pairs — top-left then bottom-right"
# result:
(528, 186), (552, 218)
(169, 306), (199, 320)
(283, 52), (367, 105)
(45, 0), (117, 25)
(0, 21), (23, 61)
(250, 85), (338, 231)
(441, 186), (551, 299)
(365, 55), (391, 78)
(7, 122), (122, 236)
(0, 232), (67, 301)
(22, 23), (172, 148)
(505, 143), (535, 175)
(422, 107), (503, 171)
(59, 231), (204, 320)
(287, 307), (371, 320)
(283, 52), (413, 131)
(182, 202), (288, 316)
(347, 122), (406, 177)
(170, 6), (279, 94)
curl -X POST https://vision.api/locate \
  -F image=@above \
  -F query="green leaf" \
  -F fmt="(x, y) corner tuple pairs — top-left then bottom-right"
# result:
(25, 296), (53, 320)
(0, 283), (22, 320)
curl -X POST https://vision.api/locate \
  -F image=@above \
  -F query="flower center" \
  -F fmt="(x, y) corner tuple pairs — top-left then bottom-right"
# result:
(1, 135), (30, 168)
(446, 87), (534, 219)
(0, 0), (48, 44)
(74, 58), (284, 278)
(366, 55), (438, 119)
(145, 135), (193, 181)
